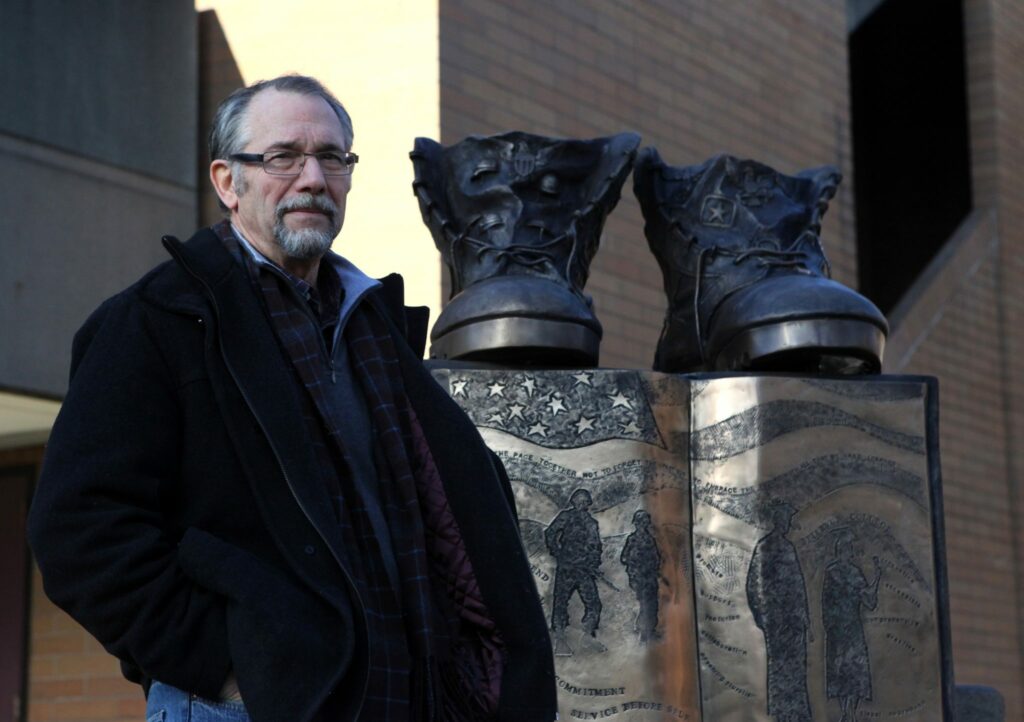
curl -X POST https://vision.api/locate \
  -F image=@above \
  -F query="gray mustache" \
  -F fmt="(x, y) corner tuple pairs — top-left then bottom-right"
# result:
(276, 194), (337, 220)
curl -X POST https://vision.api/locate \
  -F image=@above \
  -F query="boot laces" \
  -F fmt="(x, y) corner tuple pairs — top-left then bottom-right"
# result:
(675, 223), (823, 365)
(455, 216), (568, 269)
(732, 247), (810, 269)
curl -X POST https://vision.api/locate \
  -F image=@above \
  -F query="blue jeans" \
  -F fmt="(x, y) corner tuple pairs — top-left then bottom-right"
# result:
(146, 681), (250, 722)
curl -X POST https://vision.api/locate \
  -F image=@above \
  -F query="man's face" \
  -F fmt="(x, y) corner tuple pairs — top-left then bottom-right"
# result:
(571, 491), (592, 511)
(220, 88), (351, 263)
(772, 508), (793, 534)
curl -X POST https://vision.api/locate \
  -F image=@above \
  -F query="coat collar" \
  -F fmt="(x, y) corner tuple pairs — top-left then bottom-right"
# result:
(151, 226), (414, 335)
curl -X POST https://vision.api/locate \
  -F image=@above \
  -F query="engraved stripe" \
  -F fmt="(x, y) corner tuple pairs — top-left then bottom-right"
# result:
(691, 400), (925, 459)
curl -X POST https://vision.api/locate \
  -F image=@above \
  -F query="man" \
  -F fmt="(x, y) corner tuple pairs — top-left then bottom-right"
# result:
(746, 500), (812, 722)
(28, 75), (555, 722)
(544, 488), (603, 655)
(823, 529), (881, 722)
(620, 510), (661, 643)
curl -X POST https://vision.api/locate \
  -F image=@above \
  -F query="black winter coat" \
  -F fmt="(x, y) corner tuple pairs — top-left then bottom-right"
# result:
(27, 228), (556, 722)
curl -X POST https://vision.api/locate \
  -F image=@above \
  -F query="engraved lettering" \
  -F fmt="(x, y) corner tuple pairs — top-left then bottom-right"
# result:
(889, 700), (927, 716)
(665, 705), (693, 719)
(699, 651), (754, 698)
(864, 616), (920, 627)
(884, 632), (919, 655)
(698, 589), (736, 606)
(556, 676), (625, 697)
(569, 706), (618, 719)
(883, 582), (922, 608)
(699, 629), (747, 655)
(621, 700), (663, 711)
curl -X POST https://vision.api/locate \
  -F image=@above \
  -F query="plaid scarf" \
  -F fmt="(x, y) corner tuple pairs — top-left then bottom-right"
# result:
(347, 308), (505, 720)
(214, 223), (503, 719)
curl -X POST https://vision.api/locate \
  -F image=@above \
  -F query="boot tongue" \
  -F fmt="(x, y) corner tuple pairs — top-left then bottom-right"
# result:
(664, 154), (839, 255)
(443, 133), (603, 239)
(440, 133), (614, 286)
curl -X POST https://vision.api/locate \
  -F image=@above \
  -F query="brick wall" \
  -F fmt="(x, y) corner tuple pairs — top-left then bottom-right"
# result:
(987, 5), (1024, 715)
(0, 443), (142, 722)
(881, 0), (1024, 717)
(439, 0), (856, 369)
(885, 211), (1022, 713)
(27, 580), (143, 722)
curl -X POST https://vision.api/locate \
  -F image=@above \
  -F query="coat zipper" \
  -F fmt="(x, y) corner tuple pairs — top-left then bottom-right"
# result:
(164, 240), (370, 720)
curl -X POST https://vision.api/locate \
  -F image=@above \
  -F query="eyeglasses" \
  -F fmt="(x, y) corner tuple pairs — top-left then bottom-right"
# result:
(228, 150), (359, 177)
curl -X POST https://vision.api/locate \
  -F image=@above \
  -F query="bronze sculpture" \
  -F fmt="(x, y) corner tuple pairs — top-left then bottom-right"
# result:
(411, 131), (640, 366)
(634, 150), (889, 374)
(416, 135), (987, 718)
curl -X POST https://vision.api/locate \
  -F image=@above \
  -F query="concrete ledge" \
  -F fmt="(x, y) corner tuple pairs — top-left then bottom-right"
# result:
(956, 684), (1005, 721)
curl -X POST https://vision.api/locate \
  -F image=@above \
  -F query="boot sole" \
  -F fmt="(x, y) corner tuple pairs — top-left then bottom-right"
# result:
(430, 316), (601, 367)
(713, 318), (886, 374)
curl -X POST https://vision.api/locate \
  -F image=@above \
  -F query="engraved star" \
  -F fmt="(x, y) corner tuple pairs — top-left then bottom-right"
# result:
(488, 412), (505, 424)
(528, 421), (549, 437)
(487, 382), (506, 398)
(620, 420), (642, 435)
(571, 371), (593, 387)
(547, 395), (567, 415)
(522, 377), (537, 397)
(451, 380), (468, 397)
(705, 199), (727, 223)
(576, 415), (595, 434)
(507, 403), (525, 420)
(608, 391), (633, 410)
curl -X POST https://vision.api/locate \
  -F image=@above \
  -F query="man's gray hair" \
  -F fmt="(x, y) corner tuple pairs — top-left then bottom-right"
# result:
(209, 74), (354, 161)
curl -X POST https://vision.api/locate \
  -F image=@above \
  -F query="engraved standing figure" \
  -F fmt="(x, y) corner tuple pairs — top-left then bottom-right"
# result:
(620, 510), (662, 642)
(545, 488), (603, 653)
(745, 501), (812, 722)
(823, 529), (881, 722)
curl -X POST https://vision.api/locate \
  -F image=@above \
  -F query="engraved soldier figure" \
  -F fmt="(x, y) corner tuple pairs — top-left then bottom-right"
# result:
(545, 488), (603, 654)
(620, 510), (662, 642)
(746, 501), (812, 722)
(823, 529), (882, 722)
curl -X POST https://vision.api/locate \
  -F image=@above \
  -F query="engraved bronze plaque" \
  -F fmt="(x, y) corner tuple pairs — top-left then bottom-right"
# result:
(437, 370), (952, 721)
(437, 369), (702, 721)
(690, 375), (951, 721)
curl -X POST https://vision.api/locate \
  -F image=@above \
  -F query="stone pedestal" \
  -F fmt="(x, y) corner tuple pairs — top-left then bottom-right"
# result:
(955, 685), (1005, 722)
(436, 369), (961, 721)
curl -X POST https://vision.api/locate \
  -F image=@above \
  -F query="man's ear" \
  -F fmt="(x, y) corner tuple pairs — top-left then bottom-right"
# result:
(210, 160), (239, 212)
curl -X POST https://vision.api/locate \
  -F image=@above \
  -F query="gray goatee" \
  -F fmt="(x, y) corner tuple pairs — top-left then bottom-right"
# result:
(273, 194), (340, 260)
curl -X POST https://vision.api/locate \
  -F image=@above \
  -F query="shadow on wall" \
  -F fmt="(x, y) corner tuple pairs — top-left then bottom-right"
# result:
(198, 10), (244, 228)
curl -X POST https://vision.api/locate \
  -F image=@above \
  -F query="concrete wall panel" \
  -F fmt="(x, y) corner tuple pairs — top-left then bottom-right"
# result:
(0, 0), (197, 188)
(0, 133), (196, 396)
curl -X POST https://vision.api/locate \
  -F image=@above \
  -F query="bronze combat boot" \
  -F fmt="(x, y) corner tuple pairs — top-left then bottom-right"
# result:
(411, 131), (640, 366)
(633, 150), (888, 374)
